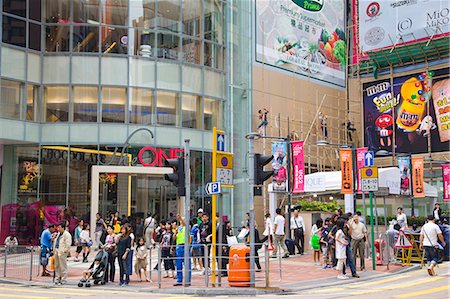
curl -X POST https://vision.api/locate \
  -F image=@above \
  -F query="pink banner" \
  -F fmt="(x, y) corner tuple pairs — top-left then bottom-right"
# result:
(443, 164), (450, 201)
(292, 141), (305, 193)
(356, 147), (368, 194)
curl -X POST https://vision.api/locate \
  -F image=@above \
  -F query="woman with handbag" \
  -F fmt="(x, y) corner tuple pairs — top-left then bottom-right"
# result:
(116, 224), (132, 286)
(420, 215), (446, 276)
(104, 226), (117, 283)
(80, 223), (92, 263)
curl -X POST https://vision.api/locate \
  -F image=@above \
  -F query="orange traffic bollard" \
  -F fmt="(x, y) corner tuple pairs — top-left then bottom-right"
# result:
(228, 245), (250, 287)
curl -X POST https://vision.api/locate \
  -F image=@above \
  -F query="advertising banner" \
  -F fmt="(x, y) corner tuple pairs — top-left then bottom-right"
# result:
(398, 156), (411, 196)
(356, 147), (368, 193)
(411, 157), (425, 198)
(358, 0), (450, 52)
(363, 68), (450, 156)
(292, 140), (305, 193)
(443, 164), (450, 201)
(272, 141), (288, 192)
(0, 201), (40, 245)
(255, 0), (346, 87)
(340, 148), (353, 194)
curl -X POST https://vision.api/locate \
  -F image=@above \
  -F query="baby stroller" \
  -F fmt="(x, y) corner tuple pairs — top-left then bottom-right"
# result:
(78, 249), (108, 287)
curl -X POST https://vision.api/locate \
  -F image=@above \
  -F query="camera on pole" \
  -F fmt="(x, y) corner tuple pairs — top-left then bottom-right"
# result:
(164, 157), (186, 196)
(254, 153), (274, 185)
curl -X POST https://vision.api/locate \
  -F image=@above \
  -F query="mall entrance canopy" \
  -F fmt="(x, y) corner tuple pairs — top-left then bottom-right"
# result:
(90, 165), (172, 238)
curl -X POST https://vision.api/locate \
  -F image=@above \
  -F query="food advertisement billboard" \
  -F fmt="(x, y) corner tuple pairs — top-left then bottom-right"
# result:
(256, 0), (346, 87)
(363, 68), (450, 156)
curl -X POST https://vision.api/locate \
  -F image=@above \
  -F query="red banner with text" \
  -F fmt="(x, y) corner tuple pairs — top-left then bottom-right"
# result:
(340, 149), (353, 194)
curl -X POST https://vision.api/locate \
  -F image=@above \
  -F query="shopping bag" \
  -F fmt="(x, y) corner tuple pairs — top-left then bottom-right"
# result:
(237, 228), (249, 240)
(49, 255), (55, 271)
(227, 236), (238, 246)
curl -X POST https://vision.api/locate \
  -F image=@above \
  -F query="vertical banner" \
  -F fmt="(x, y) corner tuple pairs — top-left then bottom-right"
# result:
(272, 141), (288, 192)
(398, 156), (411, 196)
(356, 147), (368, 194)
(340, 148), (353, 194)
(443, 164), (450, 201)
(411, 157), (425, 198)
(292, 141), (305, 193)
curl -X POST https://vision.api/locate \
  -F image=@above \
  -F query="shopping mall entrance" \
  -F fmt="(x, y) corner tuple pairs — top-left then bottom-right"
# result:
(91, 165), (173, 233)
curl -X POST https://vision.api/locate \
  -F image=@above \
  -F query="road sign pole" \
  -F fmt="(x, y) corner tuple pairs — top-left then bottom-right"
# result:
(370, 191), (376, 270)
(248, 134), (256, 287)
(212, 127), (218, 285)
(183, 139), (191, 287)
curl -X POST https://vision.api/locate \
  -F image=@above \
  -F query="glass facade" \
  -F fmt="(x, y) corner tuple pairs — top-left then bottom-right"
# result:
(0, 0), (225, 128)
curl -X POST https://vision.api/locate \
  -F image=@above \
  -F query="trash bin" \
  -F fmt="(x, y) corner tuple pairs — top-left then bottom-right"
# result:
(228, 245), (250, 287)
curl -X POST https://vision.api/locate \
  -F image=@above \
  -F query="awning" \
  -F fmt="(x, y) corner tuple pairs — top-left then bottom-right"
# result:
(302, 167), (438, 197)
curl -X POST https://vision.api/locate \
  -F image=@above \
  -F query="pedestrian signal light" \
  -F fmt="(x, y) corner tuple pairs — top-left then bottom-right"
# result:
(254, 154), (274, 185)
(164, 157), (186, 196)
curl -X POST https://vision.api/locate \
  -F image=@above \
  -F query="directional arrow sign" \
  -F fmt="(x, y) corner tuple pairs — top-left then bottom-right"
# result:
(217, 133), (225, 152)
(205, 181), (222, 195)
(364, 151), (374, 167)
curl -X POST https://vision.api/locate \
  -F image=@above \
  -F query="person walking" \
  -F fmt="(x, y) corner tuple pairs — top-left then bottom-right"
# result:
(420, 215), (446, 276)
(104, 225), (117, 283)
(40, 224), (56, 276)
(311, 219), (323, 265)
(334, 219), (348, 280)
(349, 214), (367, 271)
(74, 219), (84, 262)
(144, 213), (156, 248)
(396, 207), (408, 229)
(190, 218), (203, 271)
(161, 222), (175, 278)
(433, 203), (442, 222)
(94, 213), (106, 250)
(53, 221), (72, 286)
(343, 215), (359, 278)
(174, 214), (191, 286)
(135, 238), (150, 282)
(261, 213), (273, 245)
(80, 223), (92, 263)
(271, 208), (289, 258)
(199, 213), (212, 274)
(116, 224), (132, 286)
(290, 208), (305, 255)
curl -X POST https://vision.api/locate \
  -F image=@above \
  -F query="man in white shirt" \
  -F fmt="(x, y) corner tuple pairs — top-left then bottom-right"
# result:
(349, 215), (368, 271)
(420, 215), (446, 276)
(144, 214), (156, 248)
(271, 208), (289, 258)
(290, 208), (305, 255)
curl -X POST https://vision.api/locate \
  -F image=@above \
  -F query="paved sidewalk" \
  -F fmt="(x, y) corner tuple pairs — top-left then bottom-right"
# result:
(0, 247), (411, 295)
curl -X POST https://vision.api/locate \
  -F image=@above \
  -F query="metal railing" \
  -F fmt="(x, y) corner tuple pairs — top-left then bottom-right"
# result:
(0, 246), (41, 280)
(152, 242), (280, 288)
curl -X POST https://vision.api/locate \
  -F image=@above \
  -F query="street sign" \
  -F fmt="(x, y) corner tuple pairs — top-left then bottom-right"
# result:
(216, 152), (233, 169)
(364, 151), (374, 167)
(215, 152), (233, 185)
(205, 181), (222, 195)
(216, 132), (225, 152)
(395, 230), (413, 248)
(217, 168), (233, 185)
(361, 166), (378, 191)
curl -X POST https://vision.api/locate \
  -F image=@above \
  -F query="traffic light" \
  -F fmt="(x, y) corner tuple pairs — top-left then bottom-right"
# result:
(254, 154), (274, 185)
(164, 157), (186, 196)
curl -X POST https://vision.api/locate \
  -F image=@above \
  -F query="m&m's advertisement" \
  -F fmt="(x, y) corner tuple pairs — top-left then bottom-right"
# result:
(363, 68), (450, 156)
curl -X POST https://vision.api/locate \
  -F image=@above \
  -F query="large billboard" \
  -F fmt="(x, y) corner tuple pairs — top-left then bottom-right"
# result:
(363, 68), (450, 156)
(358, 0), (450, 52)
(256, 0), (346, 87)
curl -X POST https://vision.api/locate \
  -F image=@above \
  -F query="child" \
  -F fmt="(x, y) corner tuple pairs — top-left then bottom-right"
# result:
(80, 223), (92, 263)
(135, 238), (150, 282)
(335, 219), (349, 280)
(81, 257), (101, 282)
(311, 219), (323, 266)
(320, 218), (331, 269)
(190, 218), (203, 271)
(161, 222), (175, 278)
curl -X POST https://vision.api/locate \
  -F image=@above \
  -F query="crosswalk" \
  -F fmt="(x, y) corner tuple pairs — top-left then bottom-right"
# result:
(303, 262), (450, 298)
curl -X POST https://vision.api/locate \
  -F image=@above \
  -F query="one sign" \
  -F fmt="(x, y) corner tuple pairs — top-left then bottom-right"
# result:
(412, 157), (425, 198)
(443, 164), (450, 201)
(205, 182), (221, 195)
(357, 147), (368, 194)
(292, 141), (305, 193)
(340, 148), (353, 194)
(361, 166), (379, 192)
(216, 132), (225, 152)
(358, 0), (450, 52)
(256, 0), (346, 87)
(364, 151), (374, 167)
(395, 230), (413, 249)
